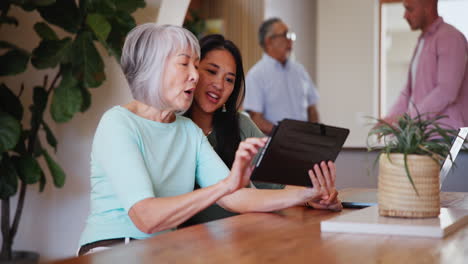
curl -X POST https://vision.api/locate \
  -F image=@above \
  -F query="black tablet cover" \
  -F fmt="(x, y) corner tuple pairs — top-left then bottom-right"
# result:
(251, 119), (349, 187)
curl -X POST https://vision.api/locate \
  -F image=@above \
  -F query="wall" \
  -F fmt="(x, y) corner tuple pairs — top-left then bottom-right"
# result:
(199, 0), (265, 72)
(317, 0), (379, 147)
(264, 0), (317, 80)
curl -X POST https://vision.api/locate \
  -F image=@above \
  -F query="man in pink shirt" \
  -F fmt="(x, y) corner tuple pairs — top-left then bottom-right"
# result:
(384, 0), (468, 129)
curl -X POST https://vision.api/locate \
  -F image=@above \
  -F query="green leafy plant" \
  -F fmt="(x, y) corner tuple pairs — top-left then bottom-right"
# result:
(367, 113), (459, 194)
(0, 0), (145, 261)
(183, 9), (206, 39)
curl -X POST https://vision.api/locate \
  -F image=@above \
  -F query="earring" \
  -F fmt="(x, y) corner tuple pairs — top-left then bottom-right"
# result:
(222, 104), (227, 112)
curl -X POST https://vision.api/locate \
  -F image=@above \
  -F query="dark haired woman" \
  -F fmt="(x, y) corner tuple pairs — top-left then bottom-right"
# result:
(183, 34), (342, 226)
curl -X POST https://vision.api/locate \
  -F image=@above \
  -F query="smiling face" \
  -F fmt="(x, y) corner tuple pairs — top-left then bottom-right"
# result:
(193, 49), (237, 114)
(161, 49), (200, 112)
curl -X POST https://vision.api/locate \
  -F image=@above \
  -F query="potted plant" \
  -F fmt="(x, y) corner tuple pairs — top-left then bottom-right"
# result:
(0, 0), (145, 262)
(367, 112), (458, 218)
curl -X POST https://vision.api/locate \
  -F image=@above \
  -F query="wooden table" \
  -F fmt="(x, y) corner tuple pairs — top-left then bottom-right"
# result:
(50, 189), (468, 264)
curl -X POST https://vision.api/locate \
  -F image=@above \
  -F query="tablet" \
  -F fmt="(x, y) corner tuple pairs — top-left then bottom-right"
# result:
(251, 119), (349, 187)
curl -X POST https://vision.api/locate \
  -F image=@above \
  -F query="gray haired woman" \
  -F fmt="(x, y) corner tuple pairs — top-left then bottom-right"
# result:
(78, 23), (339, 256)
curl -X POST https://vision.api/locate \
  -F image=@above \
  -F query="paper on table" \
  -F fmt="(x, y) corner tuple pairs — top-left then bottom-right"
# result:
(320, 206), (468, 238)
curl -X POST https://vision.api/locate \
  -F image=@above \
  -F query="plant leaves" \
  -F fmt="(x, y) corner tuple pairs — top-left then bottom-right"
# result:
(105, 11), (135, 59)
(87, 0), (116, 16)
(32, 136), (43, 157)
(43, 149), (65, 187)
(0, 15), (18, 26)
(403, 153), (419, 195)
(50, 66), (82, 122)
(34, 22), (58, 40)
(0, 40), (17, 49)
(0, 49), (30, 76)
(38, 169), (46, 192)
(14, 130), (28, 155)
(79, 84), (92, 112)
(113, 0), (145, 13)
(71, 31), (105, 88)
(17, 0), (36, 12)
(33, 0), (57, 6)
(37, 0), (81, 33)
(33, 86), (48, 110)
(31, 37), (72, 69)
(0, 112), (21, 153)
(15, 154), (41, 184)
(42, 121), (57, 151)
(86, 13), (111, 42)
(0, 83), (23, 120)
(30, 86), (48, 131)
(0, 154), (19, 199)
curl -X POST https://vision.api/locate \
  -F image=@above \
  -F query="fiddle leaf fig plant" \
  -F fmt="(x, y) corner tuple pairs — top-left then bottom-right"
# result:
(0, 0), (145, 261)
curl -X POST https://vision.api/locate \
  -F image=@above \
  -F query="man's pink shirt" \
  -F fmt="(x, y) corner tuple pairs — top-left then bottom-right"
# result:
(389, 17), (468, 129)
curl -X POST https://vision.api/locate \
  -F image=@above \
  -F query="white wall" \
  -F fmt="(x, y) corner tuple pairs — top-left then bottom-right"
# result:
(0, 0), (191, 261)
(317, 0), (379, 147)
(264, 0), (317, 81)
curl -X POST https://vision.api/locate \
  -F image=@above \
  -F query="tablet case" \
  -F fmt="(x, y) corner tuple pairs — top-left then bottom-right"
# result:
(251, 119), (349, 187)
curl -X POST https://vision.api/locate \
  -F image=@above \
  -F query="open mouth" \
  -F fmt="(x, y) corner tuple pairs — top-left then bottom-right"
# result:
(206, 92), (220, 103)
(184, 88), (195, 95)
(207, 92), (219, 99)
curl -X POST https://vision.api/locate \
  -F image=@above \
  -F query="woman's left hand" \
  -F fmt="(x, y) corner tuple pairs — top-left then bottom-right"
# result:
(305, 189), (343, 211)
(305, 161), (342, 211)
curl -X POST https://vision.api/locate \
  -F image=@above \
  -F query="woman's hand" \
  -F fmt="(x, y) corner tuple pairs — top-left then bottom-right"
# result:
(301, 161), (342, 211)
(223, 137), (267, 194)
(305, 190), (343, 211)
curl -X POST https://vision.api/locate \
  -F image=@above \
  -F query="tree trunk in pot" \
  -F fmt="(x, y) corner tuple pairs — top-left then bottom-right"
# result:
(378, 154), (440, 218)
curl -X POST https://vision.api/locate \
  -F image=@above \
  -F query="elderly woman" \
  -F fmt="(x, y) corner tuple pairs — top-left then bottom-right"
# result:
(78, 24), (338, 255)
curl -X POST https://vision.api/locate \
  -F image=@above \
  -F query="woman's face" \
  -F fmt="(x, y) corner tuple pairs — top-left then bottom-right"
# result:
(161, 49), (199, 112)
(193, 49), (236, 114)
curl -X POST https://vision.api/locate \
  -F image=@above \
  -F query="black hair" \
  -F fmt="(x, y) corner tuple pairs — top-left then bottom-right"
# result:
(185, 34), (245, 168)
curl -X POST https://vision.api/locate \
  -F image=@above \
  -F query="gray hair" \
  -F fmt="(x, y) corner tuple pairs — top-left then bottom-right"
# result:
(121, 23), (200, 109)
(258, 17), (282, 49)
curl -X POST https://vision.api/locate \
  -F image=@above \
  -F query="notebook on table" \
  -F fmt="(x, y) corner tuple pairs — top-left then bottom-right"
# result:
(251, 119), (350, 187)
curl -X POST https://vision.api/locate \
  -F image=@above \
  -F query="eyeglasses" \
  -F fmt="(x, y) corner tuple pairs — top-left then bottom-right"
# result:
(269, 31), (296, 41)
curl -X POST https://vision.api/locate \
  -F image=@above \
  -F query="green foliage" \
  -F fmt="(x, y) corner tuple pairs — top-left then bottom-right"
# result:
(50, 67), (82, 122)
(368, 113), (459, 194)
(0, 112), (21, 153)
(0, 42), (30, 76)
(183, 9), (206, 39)
(0, 0), (145, 259)
(14, 155), (41, 184)
(0, 154), (19, 199)
(0, 83), (23, 120)
(33, 22), (58, 40)
(43, 149), (65, 187)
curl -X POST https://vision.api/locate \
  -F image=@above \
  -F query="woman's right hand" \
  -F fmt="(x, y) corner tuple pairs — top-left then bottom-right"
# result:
(223, 137), (267, 194)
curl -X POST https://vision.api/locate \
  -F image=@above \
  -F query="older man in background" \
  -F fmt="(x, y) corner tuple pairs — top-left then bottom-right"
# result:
(244, 18), (320, 134)
(384, 0), (468, 129)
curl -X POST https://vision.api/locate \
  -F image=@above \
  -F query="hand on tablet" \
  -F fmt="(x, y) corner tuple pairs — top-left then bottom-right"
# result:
(305, 161), (343, 211)
(227, 137), (268, 193)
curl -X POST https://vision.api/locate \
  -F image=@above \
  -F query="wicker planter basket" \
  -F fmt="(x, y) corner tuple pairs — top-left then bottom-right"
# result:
(378, 153), (440, 218)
